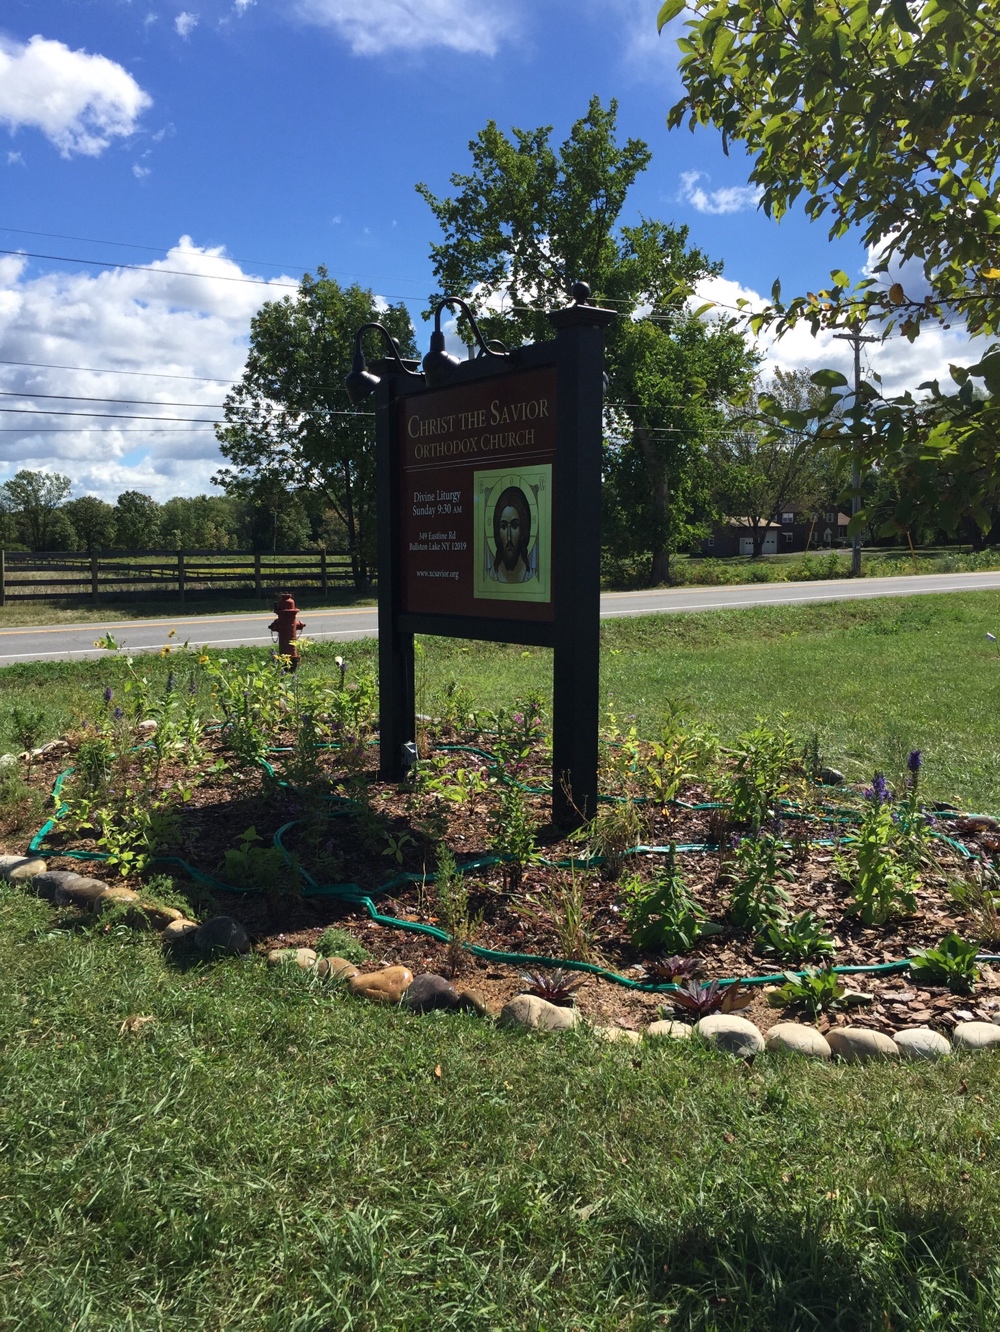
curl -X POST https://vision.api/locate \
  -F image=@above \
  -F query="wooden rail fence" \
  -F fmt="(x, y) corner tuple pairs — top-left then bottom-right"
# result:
(0, 549), (356, 606)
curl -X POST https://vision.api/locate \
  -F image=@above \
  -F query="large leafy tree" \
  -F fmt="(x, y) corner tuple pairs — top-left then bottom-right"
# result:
(1, 470), (72, 550)
(418, 97), (757, 583)
(659, 0), (1000, 542)
(114, 491), (162, 551)
(63, 496), (117, 552)
(214, 269), (416, 589)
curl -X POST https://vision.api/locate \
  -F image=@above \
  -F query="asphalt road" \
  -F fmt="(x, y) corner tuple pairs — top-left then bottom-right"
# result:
(2, 569), (1000, 667)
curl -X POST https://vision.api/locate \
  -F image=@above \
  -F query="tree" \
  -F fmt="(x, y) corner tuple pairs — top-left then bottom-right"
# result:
(0, 470), (72, 549)
(418, 97), (757, 583)
(710, 368), (833, 557)
(64, 496), (117, 552)
(214, 269), (416, 589)
(659, 0), (1000, 544)
(660, 0), (1000, 339)
(114, 491), (162, 550)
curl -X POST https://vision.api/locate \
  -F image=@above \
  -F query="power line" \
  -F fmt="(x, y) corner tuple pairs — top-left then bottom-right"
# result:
(0, 407), (221, 422)
(0, 389), (224, 408)
(0, 247), (301, 291)
(0, 357), (233, 383)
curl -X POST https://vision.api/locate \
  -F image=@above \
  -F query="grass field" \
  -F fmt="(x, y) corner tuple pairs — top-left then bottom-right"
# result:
(3, 590), (999, 811)
(1, 888), (999, 1331)
(3, 591), (1000, 1329)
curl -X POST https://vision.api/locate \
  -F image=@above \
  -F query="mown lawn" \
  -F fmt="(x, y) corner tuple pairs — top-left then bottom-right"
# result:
(5, 589), (996, 810)
(1, 887), (999, 1331)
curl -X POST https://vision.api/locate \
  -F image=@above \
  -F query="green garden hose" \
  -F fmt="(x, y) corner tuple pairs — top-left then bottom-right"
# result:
(26, 753), (999, 994)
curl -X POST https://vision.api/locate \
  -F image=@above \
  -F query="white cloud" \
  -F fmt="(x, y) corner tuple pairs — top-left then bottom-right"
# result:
(0, 240), (298, 502)
(679, 170), (762, 216)
(692, 274), (989, 399)
(132, 162), (152, 179)
(175, 11), (199, 37)
(0, 35), (151, 157)
(6, 151), (24, 166)
(293, 0), (514, 56)
(234, 0), (255, 11)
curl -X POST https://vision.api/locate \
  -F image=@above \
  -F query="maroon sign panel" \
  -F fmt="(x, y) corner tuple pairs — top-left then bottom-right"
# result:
(398, 365), (557, 622)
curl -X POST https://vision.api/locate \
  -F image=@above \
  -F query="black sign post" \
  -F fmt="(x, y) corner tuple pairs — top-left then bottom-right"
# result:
(361, 287), (614, 828)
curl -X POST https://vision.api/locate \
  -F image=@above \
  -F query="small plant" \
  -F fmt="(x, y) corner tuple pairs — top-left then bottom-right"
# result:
(724, 833), (794, 931)
(10, 703), (47, 758)
(433, 844), (481, 975)
(909, 933), (980, 992)
(382, 830), (416, 864)
(645, 955), (704, 983)
(315, 927), (368, 965)
(576, 796), (647, 879)
(769, 965), (846, 1018)
(221, 826), (300, 899)
(519, 968), (587, 1007)
(488, 781), (538, 892)
(619, 849), (720, 953)
(725, 718), (797, 829)
(837, 774), (920, 923)
(669, 979), (751, 1019)
(758, 910), (836, 963)
(950, 862), (1000, 945)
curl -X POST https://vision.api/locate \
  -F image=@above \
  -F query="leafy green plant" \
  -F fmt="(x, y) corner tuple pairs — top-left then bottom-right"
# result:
(724, 833), (794, 930)
(203, 654), (290, 769)
(836, 779), (919, 924)
(669, 979), (751, 1019)
(619, 849), (720, 953)
(909, 934), (980, 993)
(518, 968), (587, 1007)
(10, 704), (46, 756)
(769, 966), (847, 1018)
(433, 844), (481, 975)
(221, 826), (300, 899)
(382, 830), (416, 864)
(758, 910), (835, 964)
(725, 718), (796, 829)
(488, 781), (538, 892)
(515, 866), (597, 963)
(315, 927), (368, 965)
(645, 700), (719, 804)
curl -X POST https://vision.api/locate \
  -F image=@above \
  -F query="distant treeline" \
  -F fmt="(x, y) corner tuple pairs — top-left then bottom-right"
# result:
(0, 470), (344, 555)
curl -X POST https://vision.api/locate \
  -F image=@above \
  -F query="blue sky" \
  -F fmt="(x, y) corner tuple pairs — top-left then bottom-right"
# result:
(0, 0), (979, 502)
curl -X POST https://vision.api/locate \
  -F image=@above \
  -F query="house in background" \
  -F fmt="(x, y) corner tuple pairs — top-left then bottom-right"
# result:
(701, 508), (850, 557)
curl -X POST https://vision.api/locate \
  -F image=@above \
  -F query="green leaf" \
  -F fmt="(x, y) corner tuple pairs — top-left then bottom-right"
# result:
(810, 368), (849, 388)
(657, 0), (686, 31)
(831, 269), (850, 288)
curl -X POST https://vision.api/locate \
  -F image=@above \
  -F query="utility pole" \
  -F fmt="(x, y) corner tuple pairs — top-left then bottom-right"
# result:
(833, 325), (881, 576)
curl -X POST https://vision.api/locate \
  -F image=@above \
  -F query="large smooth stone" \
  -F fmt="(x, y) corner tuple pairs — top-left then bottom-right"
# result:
(695, 1015), (765, 1057)
(163, 918), (199, 943)
(95, 887), (144, 923)
(765, 1023), (833, 1059)
(195, 915), (250, 956)
(267, 947), (317, 971)
(136, 902), (185, 929)
(498, 994), (581, 1032)
(953, 1021), (1000, 1051)
(0, 855), (47, 882)
(33, 870), (92, 903)
(594, 1025), (642, 1044)
(827, 1028), (899, 1062)
(316, 956), (359, 982)
(457, 988), (490, 1016)
(646, 1019), (693, 1041)
(349, 966), (414, 1004)
(59, 876), (113, 908)
(895, 1027), (952, 1060)
(403, 973), (461, 1013)
(0, 753), (18, 770)
(39, 739), (70, 757)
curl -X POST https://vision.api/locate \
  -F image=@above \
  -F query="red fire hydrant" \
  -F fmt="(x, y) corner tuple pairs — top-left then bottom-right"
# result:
(270, 593), (305, 671)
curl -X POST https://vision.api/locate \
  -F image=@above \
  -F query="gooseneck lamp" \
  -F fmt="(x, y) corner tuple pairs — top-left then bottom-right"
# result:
(421, 296), (510, 387)
(344, 322), (421, 406)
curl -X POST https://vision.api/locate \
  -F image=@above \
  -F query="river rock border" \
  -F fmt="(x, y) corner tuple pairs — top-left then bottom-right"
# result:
(4, 856), (1000, 1062)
